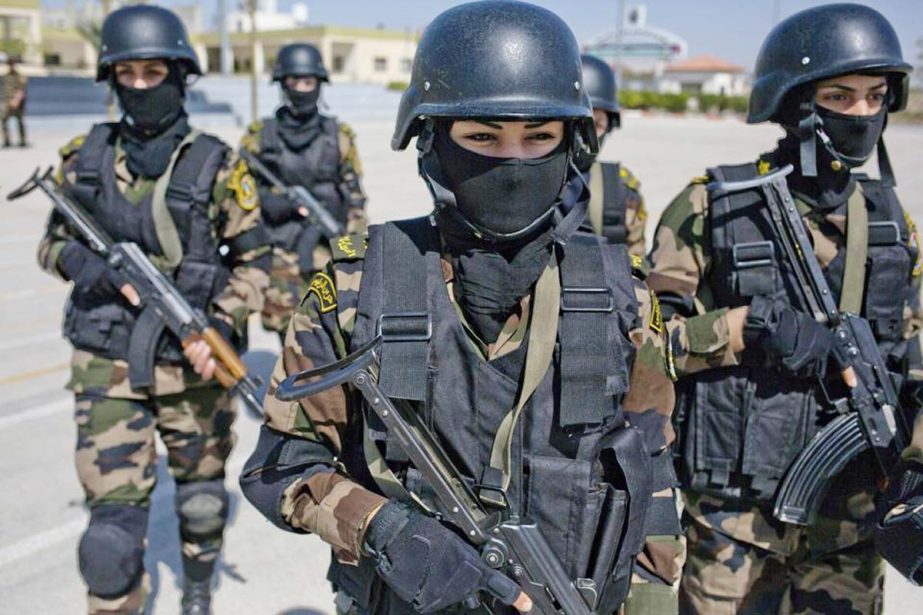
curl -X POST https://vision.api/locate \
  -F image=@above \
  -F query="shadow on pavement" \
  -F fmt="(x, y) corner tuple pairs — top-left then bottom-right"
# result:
(276, 609), (332, 615)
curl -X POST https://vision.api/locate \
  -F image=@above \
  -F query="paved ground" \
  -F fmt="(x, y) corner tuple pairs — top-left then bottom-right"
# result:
(1, 83), (921, 613)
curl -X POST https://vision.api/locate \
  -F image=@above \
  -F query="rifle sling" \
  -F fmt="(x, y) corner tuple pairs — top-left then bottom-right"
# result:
(839, 183), (869, 314)
(588, 161), (605, 236)
(151, 129), (202, 270)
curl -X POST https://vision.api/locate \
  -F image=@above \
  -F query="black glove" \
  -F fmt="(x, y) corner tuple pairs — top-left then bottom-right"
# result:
(875, 462), (923, 585)
(259, 189), (299, 225)
(364, 501), (522, 613)
(58, 240), (126, 301)
(743, 296), (841, 378)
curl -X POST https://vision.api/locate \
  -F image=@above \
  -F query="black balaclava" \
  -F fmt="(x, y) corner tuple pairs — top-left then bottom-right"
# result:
(283, 82), (321, 117)
(275, 105), (323, 151)
(431, 124), (569, 239)
(816, 104), (887, 169)
(774, 132), (855, 211)
(115, 67), (189, 178)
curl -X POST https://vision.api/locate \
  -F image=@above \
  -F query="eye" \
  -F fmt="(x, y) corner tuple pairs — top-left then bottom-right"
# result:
(526, 132), (556, 142)
(822, 93), (848, 102)
(869, 93), (886, 103)
(463, 132), (497, 143)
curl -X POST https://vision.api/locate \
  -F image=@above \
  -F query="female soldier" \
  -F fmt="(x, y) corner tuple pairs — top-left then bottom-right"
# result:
(240, 2), (747, 613)
(646, 4), (921, 613)
(240, 43), (368, 342)
(37, 5), (269, 614)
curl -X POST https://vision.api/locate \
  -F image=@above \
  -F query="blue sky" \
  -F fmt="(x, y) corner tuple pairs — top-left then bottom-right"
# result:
(48, 1), (923, 69)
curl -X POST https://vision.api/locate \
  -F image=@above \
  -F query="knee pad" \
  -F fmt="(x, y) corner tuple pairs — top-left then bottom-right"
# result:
(176, 479), (229, 540)
(78, 505), (148, 598)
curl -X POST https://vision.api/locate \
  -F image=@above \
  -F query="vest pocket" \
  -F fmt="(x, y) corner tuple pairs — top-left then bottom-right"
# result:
(174, 259), (218, 311)
(863, 245), (909, 342)
(64, 300), (133, 360)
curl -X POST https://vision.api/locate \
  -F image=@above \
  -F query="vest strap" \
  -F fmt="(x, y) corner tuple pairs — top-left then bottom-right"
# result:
(151, 129), (202, 269)
(588, 161), (605, 236)
(839, 183), (869, 314)
(600, 163), (628, 243)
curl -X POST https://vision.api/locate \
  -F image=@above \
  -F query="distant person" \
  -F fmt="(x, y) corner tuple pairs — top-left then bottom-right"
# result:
(2, 57), (27, 147)
(36, 5), (269, 614)
(563, 54), (647, 257)
(647, 4), (921, 613)
(239, 43), (367, 343)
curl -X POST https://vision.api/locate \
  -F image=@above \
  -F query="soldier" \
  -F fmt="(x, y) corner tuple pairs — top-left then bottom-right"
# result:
(646, 4), (921, 613)
(36, 6), (269, 614)
(2, 57), (27, 147)
(240, 2), (748, 613)
(564, 54), (647, 256)
(240, 43), (367, 341)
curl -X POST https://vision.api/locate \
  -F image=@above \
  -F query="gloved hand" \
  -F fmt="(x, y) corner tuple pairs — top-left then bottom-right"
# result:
(259, 189), (300, 225)
(364, 501), (523, 613)
(58, 240), (126, 301)
(743, 296), (842, 377)
(875, 462), (923, 585)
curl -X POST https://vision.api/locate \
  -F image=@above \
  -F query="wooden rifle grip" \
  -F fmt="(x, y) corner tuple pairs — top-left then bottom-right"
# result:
(183, 327), (248, 388)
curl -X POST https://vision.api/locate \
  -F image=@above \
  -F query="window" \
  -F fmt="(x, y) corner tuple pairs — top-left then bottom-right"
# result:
(400, 58), (412, 73)
(333, 55), (345, 73)
(374, 57), (387, 72)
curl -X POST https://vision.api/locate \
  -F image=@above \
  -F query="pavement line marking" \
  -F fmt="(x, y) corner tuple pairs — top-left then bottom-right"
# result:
(0, 516), (87, 569)
(0, 362), (69, 386)
(0, 397), (72, 430)
(0, 329), (60, 351)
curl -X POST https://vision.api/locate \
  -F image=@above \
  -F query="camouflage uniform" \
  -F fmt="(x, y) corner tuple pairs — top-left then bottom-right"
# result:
(241, 225), (739, 613)
(37, 133), (269, 614)
(1, 68), (27, 146)
(239, 118), (367, 336)
(647, 154), (923, 615)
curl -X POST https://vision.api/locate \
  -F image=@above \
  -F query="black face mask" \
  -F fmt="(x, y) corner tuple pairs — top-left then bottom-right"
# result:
(116, 73), (185, 135)
(816, 105), (887, 168)
(432, 127), (569, 239)
(284, 84), (321, 117)
(119, 112), (190, 179)
(276, 106), (323, 151)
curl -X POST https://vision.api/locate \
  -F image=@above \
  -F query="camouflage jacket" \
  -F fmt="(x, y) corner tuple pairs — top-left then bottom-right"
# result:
(591, 163), (647, 257)
(1, 71), (26, 106)
(37, 130), (271, 399)
(253, 227), (737, 563)
(240, 117), (368, 234)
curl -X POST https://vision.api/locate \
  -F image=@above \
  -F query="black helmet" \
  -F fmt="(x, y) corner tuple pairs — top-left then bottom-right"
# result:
(97, 5), (201, 82)
(581, 54), (621, 127)
(392, 0), (595, 151)
(272, 43), (329, 83)
(748, 3), (911, 124)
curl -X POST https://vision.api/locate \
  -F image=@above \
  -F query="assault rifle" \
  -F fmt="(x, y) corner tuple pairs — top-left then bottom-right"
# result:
(276, 337), (597, 615)
(9, 168), (264, 418)
(707, 164), (909, 525)
(239, 149), (345, 239)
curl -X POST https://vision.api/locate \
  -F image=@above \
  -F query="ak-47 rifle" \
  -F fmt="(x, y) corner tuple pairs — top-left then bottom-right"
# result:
(239, 149), (345, 240)
(10, 168), (264, 418)
(707, 164), (909, 525)
(276, 338), (598, 615)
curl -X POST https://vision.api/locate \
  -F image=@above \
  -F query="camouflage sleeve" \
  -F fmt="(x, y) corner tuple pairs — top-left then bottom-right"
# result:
(337, 123), (368, 234)
(902, 212), (923, 374)
(36, 136), (85, 280)
(210, 150), (271, 332)
(647, 181), (739, 376)
(259, 253), (388, 564)
(620, 166), (647, 258)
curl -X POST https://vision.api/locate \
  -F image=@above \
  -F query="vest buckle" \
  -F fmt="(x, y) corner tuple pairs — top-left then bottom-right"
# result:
(732, 241), (775, 269)
(377, 312), (432, 342)
(560, 287), (613, 313)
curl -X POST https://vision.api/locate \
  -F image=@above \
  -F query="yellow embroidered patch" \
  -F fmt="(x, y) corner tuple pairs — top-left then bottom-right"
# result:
(649, 289), (663, 333)
(308, 272), (337, 313)
(690, 175), (710, 185)
(758, 159), (771, 176)
(630, 254), (644, 269)
(337, 235), (359, 259)
(228, 160), (258, 211)
(59, 134), (86, 158)
(331, 234), (368, 261)
(905, 211), (922, 277)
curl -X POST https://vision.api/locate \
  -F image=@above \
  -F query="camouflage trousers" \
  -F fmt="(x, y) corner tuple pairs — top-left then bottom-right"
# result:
(261, 245), (331, 336)
(678, 491), (884, 615)
(2, 104), (25, 146)
(74, 385), (236, 614)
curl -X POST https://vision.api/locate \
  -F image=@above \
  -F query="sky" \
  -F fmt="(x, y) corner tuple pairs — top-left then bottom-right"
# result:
(45, 1), (923, 70)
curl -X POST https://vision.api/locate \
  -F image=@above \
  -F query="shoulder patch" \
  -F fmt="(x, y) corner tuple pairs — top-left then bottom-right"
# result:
(630, 253), (650, 278)
(330, 233), (368, 261)
(905, 211), (922, 278)
(757, 159), (771, 176)
(338, 122), (356, 139)
(619, 165), (641, 191)
(227, 159), (259, 211)
(648, 289), (664, 334)
(307, 271), (338, 313)
(59, 134), (86, 159)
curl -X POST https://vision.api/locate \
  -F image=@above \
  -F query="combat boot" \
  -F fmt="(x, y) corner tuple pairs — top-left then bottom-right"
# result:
(180, 576), (212, 615)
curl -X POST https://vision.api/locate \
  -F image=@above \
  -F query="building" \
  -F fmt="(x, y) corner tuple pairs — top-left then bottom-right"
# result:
(193, 24), (417, 85)
(0, 0), (42, 65)
(658, 54), (748, 97)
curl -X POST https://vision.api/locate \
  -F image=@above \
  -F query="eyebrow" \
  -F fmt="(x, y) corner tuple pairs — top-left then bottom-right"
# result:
(819, 81), (888, 92)
(474, 120), (504, 129)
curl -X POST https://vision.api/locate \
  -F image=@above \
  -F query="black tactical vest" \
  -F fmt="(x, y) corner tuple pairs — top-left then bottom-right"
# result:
(258, 115), (345, 252)
(62, 122), (230, 368)
(675, 163), (915, 501)
(588, 162), (629, 244)
(327, 218), (653, 615)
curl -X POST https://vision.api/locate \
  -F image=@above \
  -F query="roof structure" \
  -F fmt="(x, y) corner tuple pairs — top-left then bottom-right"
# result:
(665, 54), (745, 74)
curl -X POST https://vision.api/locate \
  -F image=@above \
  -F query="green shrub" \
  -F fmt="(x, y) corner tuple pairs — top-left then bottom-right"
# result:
(386, 81), (408, 92)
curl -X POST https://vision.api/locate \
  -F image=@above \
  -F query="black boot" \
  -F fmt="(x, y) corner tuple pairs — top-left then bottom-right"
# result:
(181, 575), (212, 615)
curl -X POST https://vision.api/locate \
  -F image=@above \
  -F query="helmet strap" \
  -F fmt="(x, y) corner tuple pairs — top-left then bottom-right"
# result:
(798, 99), (818, 178)
(877, 134), (896, 188)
